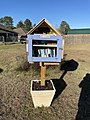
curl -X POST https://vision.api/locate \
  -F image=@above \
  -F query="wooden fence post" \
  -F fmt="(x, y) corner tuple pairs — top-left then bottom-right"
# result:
(41, 62), (46, 86)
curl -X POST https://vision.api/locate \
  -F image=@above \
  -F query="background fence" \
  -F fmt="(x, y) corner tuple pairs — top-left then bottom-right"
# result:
(64, 34), (90, 44)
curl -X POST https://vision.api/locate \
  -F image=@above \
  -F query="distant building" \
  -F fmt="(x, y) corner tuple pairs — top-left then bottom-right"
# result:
(13, 27), (26, 41)
(67, 28), (90, 34)
(0, 24), (18, 42)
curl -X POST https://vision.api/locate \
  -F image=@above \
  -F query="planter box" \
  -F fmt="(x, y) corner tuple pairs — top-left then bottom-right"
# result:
(30, 80), (56, 108)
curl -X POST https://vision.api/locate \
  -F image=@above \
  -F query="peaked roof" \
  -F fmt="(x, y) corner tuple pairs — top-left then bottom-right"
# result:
(13, 28), (26, 36)
(27, 19), (60, 35)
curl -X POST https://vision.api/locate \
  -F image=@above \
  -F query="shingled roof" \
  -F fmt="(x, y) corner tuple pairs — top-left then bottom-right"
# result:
(0, 24), (18, 34)
(13, 27), (26, 36)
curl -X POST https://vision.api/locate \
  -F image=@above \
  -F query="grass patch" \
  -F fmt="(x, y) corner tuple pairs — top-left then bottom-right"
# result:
(0, 43), (90, 120)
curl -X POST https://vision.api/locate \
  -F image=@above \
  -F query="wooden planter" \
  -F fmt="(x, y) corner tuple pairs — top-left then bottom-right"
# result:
(30, 80), (56, 108)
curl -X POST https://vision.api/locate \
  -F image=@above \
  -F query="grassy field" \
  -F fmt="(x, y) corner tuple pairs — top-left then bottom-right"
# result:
(0, 43), (90, 120)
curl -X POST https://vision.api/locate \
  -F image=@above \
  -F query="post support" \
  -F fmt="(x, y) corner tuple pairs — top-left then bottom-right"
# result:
(41, 62), (46, 86)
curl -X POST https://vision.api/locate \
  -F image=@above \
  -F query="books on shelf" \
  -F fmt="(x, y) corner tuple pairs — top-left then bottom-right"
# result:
(33, 40), (57, 57)
(38, 48), (56, 57)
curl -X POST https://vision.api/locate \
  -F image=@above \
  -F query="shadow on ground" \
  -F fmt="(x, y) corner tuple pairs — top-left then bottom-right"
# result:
(0, 68), (3, 73)
(76, 73), (90, 120)
(52, 78), (67, 102)
(52, 59), (79, 103)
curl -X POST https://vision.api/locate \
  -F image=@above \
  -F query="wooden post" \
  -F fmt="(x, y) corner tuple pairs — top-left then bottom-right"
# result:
(41, 62), (46, 86)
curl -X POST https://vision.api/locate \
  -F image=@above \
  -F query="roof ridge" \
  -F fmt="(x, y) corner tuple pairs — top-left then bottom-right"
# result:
(27, 18), (60, 35)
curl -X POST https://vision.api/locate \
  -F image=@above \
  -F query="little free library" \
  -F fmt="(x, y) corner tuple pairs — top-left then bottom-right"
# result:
(27, 19), (64, 107)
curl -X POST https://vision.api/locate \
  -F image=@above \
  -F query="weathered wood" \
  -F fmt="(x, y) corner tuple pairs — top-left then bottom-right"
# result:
(44, 62), (59, 66)
(62, 38), (64, 59)
(41, 62), (46, 86)
(40, 62), (59, 66)
(29, 62), (34, 64)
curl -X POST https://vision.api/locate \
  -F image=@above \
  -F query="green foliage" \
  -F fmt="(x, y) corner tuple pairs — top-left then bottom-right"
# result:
(59, 21), (70, 35)
(16, 20), (25, 29)
(16, 19), (32, 32)
(0, 16), (70, 35)
(0, 16), (13, 28)
(0, 16), (33, 31)
(0, 18), (3, 24)
(24, 19), (32, 32)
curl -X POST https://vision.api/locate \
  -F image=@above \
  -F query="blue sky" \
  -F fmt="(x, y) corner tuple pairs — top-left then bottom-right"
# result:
(0, 0), (90, 29)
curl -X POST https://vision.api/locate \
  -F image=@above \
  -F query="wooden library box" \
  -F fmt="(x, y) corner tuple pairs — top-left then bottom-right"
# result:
(27, 34), (63, 62)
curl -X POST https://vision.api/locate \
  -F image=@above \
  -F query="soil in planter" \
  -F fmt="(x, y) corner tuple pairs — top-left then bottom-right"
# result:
(32, 80), (54, 90)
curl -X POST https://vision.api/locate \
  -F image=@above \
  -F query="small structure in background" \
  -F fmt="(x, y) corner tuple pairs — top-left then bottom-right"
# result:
(0, 24), (18, 43)
(13, 27), (26, 43)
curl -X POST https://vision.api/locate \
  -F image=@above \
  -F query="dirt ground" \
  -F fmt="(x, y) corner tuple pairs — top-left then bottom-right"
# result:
(0, 43), (90, 120)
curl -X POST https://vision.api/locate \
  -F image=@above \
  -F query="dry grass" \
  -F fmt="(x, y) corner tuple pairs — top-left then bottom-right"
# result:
(0, 43), (90, 120)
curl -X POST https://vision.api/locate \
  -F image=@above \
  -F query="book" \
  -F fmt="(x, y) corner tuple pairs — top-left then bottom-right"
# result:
(37, 48), (56, 57)
(38, 49), (41, 57)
